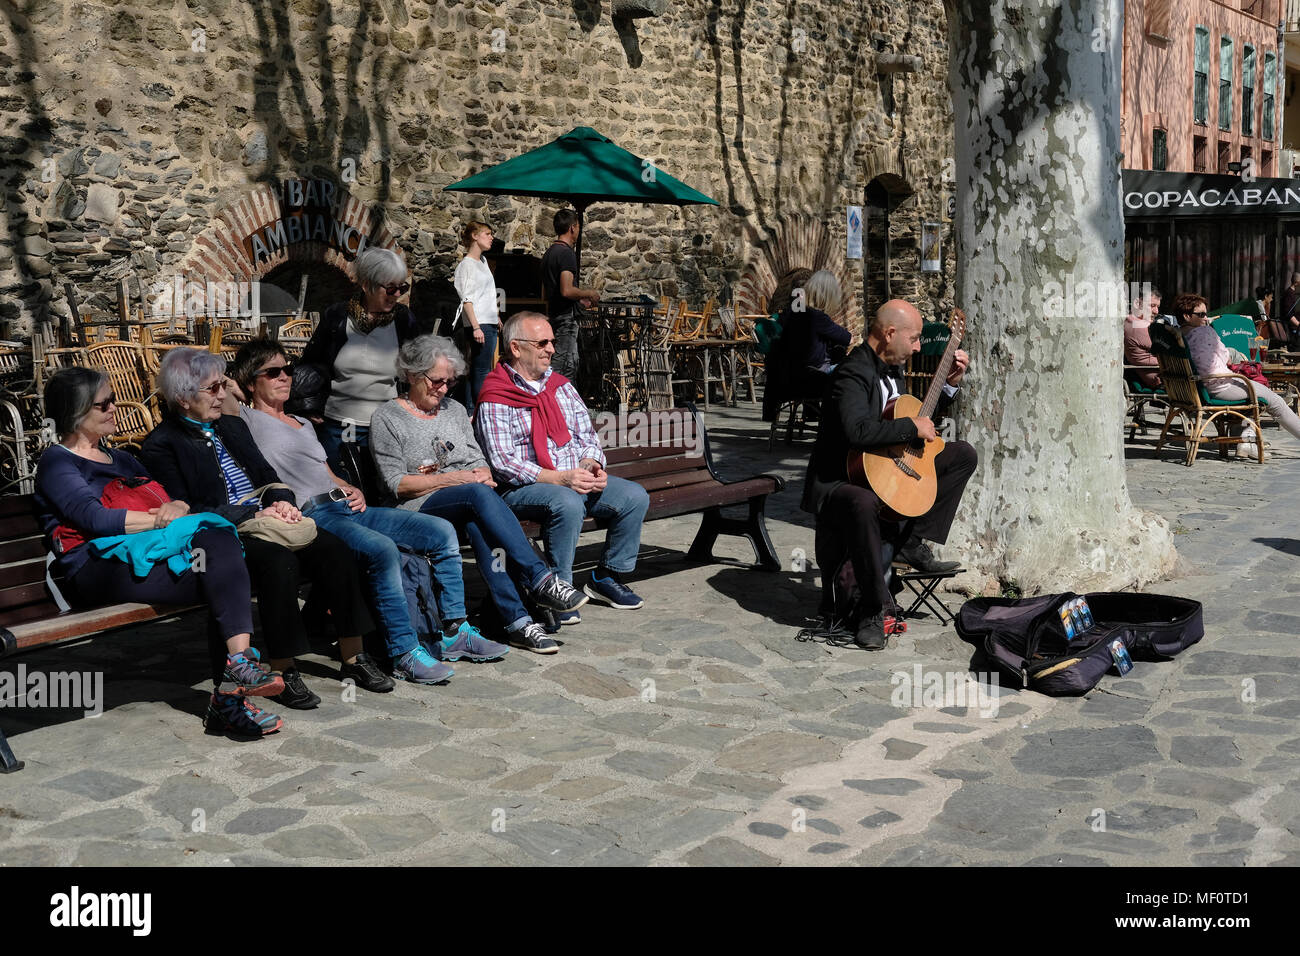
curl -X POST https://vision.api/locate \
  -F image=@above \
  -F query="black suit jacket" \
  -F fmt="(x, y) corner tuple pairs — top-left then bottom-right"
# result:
(140, 413), (295, 526)
(800, 347), (955, 516)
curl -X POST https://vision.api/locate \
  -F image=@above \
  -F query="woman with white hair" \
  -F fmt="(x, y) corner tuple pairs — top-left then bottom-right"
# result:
(299, 245), (431, 472)
(141, 348), (394, 711)
(368, 335), (588, 656)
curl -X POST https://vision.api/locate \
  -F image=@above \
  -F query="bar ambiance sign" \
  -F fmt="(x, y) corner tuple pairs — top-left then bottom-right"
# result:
(1122, 169), (1300, 218)
(243, 179), (373, 264)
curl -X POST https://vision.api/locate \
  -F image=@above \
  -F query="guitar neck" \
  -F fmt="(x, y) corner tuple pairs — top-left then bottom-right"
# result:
(918, 328), (965, 418)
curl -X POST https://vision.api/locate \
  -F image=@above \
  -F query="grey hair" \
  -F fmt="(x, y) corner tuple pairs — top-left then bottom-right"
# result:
(158, 347), (228, 411)
(501, 310), (549, 348)
(804, 269), (843, 315)
(396, 334), (467, 380)
(354, 246), (407, 289)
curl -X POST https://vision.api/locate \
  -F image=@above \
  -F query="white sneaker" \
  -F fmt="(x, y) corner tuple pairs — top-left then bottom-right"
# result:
(1238, 441), (1259, 460)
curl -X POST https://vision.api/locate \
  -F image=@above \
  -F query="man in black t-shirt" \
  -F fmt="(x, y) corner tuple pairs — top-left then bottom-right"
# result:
(540, 209), (601, 383)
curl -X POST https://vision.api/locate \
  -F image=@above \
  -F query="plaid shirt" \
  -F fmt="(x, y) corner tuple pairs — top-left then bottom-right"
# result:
(474, 364), (605, 486)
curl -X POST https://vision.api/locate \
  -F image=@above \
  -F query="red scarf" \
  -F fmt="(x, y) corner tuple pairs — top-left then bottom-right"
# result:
(476, 364), (572, 469)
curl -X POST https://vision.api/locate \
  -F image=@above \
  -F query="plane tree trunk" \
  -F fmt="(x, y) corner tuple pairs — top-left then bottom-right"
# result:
(943, 0), (1179, 593)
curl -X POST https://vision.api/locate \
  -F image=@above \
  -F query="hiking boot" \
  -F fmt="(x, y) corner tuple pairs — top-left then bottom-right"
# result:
(854, 612), (889, 651)
(531, 573), (589, 613)
(436, 620), (510, 662)
(393, 645), (455, 684)
(584, 570), (644, 609)
(204, 692), (283, 737)
(510, 621), (559, 654)
(340, 653), (395, 694)
(220, 648), (285, 698)
(895, 539), (961, 574)
(273, 667), (321, 710)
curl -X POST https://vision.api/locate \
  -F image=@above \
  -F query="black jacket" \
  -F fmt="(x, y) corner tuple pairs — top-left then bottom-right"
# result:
(296, 301), (431, 416)
(139, 413), (295, 525)
(800, 346), (955, 515)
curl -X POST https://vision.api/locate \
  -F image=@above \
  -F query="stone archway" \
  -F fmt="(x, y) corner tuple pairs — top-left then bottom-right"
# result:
(734, 215), (863, 337)
(159, 178), (402, 316)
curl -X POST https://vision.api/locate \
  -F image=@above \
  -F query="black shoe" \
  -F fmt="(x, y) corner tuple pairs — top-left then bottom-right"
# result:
(531, 573), (589, 614)
(895, 539), (961, 574)
(854, 612), (889, 651)
(274, 667), (321, 710)
(341, 653), (395, 693)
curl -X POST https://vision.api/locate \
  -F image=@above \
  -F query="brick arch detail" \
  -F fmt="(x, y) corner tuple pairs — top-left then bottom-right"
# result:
(174, 182), (401, 312)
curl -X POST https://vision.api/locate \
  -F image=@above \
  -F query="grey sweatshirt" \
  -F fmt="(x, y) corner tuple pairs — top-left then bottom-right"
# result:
(368, 398), (487, 511)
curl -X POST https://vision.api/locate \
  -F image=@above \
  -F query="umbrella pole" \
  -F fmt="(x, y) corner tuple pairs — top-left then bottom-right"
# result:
(574, 201), (590, 284)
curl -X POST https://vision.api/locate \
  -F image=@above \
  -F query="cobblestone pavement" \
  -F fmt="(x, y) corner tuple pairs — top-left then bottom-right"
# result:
(2, 404), (1298, 866)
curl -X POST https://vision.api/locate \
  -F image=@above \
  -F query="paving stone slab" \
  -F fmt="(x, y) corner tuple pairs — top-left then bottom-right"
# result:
(275, 736), (381, 765)
(543, 777), (625, 801)
(493, 821), (618, 865)
(224, 808), (309, 835)
(1011, 726), (1161, 777)
(844, 777), (924, 796)
(148, 773), (238, 827)
(1154, 769), (1257, 803)
(339, 812), (438, 854)
(686, 640), (763, 667)
(1170, 735), (1241, 768)
(605, 749), (691, 781)
(412, 745), (509, 781)
(715, 731), (840, 774)
(542, 662), (638, 700)
(47, 769), (146, 802)
(683, 836), (780, 866)
(263, 824), (368, 860)
(326, 718), (450, 748)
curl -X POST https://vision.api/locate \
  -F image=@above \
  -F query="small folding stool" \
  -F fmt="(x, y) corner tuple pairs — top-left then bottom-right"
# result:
(890, 563), (962, 625)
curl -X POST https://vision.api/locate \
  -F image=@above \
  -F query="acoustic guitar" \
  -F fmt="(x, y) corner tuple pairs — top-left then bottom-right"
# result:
(845, 308), (968, 518)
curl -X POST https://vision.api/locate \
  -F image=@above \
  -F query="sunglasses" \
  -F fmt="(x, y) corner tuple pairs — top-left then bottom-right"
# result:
(256, 364), (295, 380)
(518, 338), (555, 349)
(91, 394), (117, 412)
(1190, 310), (1208, 317)
(423, 373), (458, 390)
(197, 380), (228, 396)
(381, 282), (411, 296)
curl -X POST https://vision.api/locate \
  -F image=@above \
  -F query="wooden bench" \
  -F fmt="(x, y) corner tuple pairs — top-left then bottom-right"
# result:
(341, 404), (785, 572)
(0, 494), (200, 772)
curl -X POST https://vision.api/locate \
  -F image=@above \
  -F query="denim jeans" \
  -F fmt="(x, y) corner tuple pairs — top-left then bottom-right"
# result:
(500, 475), (649, 583)
(417, 481), (551, 633)
(304, 499), (463, 657)
(316, 419), (369, 478)
(456, 324), (499, 419)
(551, 311), (580, 385)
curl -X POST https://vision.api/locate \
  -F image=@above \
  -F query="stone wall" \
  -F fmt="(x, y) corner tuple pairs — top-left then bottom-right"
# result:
(0, 0), (955, 338)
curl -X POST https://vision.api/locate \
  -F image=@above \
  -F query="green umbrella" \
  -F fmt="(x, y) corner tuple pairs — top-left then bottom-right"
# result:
(444, 126), (718, 277)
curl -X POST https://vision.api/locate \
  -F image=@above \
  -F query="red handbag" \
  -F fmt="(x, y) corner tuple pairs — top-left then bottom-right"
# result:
(1228, 361), (1269, 386)
(51, 477), (172, 554)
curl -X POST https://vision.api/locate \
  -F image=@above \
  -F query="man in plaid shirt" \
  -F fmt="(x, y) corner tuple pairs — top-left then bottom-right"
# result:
(476, 312), (649, 624)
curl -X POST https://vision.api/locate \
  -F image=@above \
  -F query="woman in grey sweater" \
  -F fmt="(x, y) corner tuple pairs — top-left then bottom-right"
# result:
(368, 335), (587, 655)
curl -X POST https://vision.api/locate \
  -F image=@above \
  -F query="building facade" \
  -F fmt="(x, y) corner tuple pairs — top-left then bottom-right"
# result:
(0, 1), (958, 340)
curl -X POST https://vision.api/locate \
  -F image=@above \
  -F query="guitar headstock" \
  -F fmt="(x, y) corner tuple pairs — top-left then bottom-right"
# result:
(950, 307), (968, 340)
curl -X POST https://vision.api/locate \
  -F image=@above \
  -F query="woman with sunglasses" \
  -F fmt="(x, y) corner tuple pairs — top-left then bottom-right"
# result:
(140, 348), (395, 711)
(368, 335), (588, 655)
(299, 245), (431, 473)
(34, 367), (286, 737)
(232, 340), (482, 685)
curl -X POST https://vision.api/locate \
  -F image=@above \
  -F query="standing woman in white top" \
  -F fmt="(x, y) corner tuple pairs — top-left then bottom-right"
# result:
(452, 221), (499, 418)
(299, 246), (430, 474)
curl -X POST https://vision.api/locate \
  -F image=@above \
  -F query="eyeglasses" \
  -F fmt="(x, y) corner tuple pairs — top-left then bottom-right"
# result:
(517, 338), (555, 349)
(91, 394), (117, 412)
(423, 373), (458, 391)
(256, 364), (295, 380)
(381, 282), (411, 296)
(197, 380), (228, 395)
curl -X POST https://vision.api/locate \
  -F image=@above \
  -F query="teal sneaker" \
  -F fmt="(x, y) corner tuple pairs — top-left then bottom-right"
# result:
(393, 645), (455, 684)
(436, 621), (510, 662)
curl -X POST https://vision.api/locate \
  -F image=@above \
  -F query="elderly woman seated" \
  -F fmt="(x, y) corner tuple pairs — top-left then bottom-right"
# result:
(367, 335), (588, 655)
(34, 367), (284, 737)
(140, 347), (394, 710)
(230, 340), (484, 684)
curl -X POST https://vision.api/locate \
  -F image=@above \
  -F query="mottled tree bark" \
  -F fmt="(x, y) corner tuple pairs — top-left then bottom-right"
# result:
(944, 0), (1178, 592)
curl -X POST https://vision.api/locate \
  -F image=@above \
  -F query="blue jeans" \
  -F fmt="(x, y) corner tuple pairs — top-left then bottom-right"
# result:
(456, 325), (499, 419)
(304, 499), (463, 658)
(316, 419), (369, 478)
(417, 482), (551, 633)
(551, 311), (580, 384)
(500, 475), (649, 583)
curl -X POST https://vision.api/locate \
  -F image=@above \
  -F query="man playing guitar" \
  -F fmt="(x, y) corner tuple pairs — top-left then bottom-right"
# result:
(801, 299), (977, 650)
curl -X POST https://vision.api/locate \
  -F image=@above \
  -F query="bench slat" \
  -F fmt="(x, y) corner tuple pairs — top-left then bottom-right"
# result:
(0, 513), (44, 539)
(0, 537), (47, 564)
(0, 560), (48, 591)
(608, 456), (712, 482)
(3, 603), (202, 654)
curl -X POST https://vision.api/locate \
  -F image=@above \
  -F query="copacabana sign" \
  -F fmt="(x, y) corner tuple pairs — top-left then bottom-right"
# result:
(1122, 169), (1300, 218)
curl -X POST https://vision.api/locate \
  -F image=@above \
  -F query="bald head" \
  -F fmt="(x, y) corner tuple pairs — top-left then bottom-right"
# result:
(871, 299), (923, 336)
(867, 299), (925, 365)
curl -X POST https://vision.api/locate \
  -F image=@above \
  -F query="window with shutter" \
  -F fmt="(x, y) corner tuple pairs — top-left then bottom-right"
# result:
(1219, 36), (1234, 131)
(1194, 27), (1210, 125)
(1263, 52), (1276, 141)
(1243, 45), (1255, 137)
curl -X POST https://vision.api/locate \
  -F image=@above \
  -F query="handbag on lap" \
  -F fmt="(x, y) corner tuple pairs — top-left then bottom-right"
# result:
(234, 484), (318, 551)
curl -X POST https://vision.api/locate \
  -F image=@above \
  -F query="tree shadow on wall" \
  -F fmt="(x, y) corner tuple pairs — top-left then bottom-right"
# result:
(244, 0), (406, 218)
(0, 2), (55, 333)
(572, 0), (601, 32)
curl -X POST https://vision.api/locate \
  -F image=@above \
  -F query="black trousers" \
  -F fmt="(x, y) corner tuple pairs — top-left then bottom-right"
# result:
(815, 440), (978, 617)
(68, 528), (254, 684)
(242, 529), (375, 662)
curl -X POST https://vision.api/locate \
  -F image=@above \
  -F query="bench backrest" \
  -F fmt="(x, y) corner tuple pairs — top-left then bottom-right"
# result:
(0, 494), (62, 631)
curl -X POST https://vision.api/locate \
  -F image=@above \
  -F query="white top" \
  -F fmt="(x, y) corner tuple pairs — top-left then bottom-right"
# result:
(453, 256), (499, 327)
(324, 318), (399, 426)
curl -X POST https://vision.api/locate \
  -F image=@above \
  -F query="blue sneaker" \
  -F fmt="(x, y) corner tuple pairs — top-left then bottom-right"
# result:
(509, 621), (559, 655)
(204, 692), (283, 737)
(393, 645), (455, 684)
(220, 648), (285, 697)
(436, 621), (510, 662)
(557, 609), (581, 626)
(584, 571), (644, 610)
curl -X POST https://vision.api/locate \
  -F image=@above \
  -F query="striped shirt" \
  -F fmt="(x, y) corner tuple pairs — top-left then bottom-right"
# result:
(474, 365), (604, 486)
(191, 419), (256, 504)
